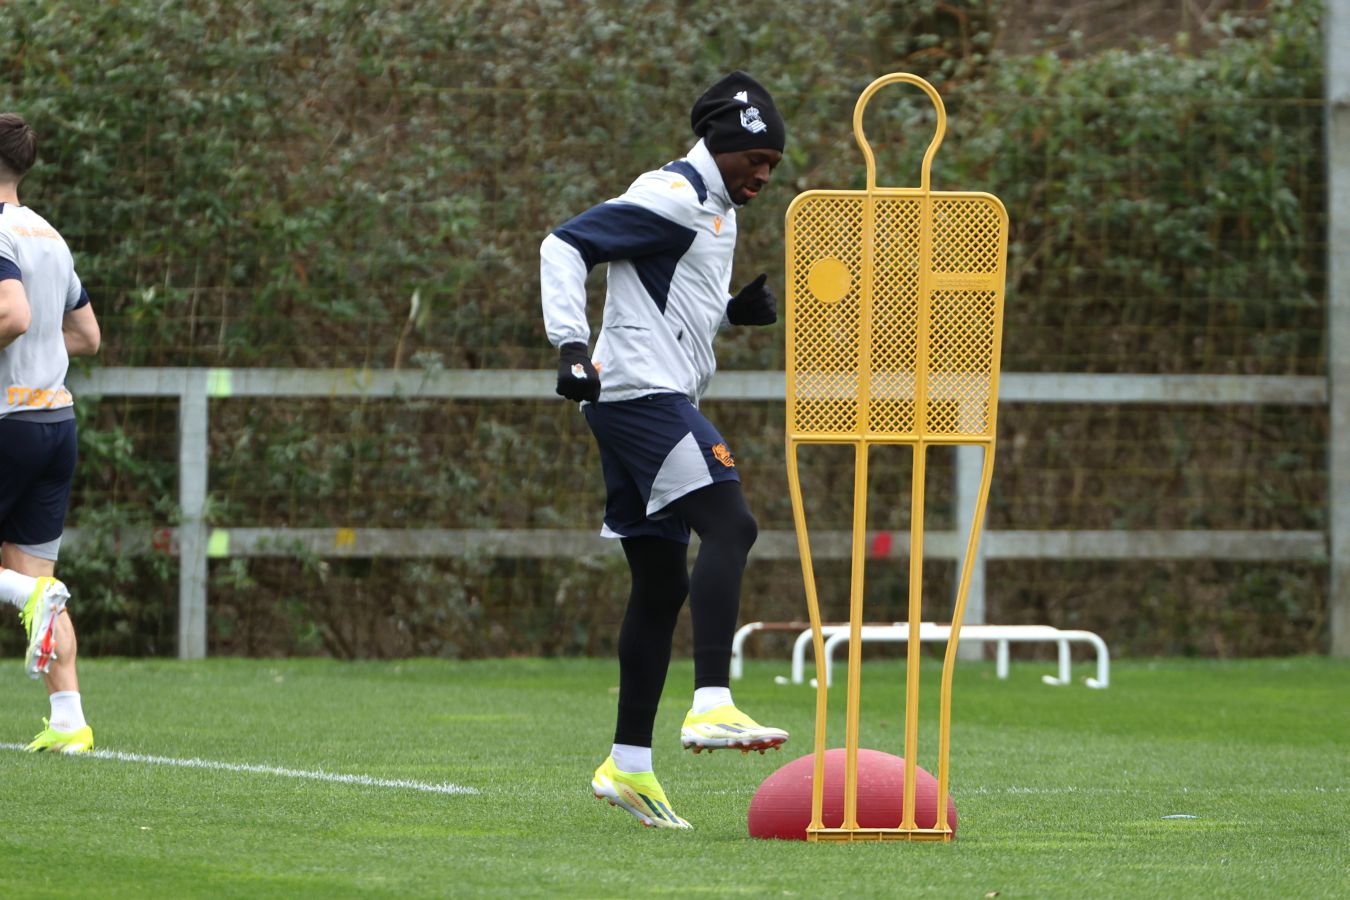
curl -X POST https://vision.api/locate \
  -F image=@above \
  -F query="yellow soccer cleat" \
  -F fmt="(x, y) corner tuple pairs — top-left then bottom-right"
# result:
(591, 756), (691, 830)
(19, 577), (69, 678)
(26, 719), (94, 754)
(681, 704), (788, 754)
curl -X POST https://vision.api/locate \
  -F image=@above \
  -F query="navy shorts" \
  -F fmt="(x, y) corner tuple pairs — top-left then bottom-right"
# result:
(0, 417), (78, 560)
(583, 393), (740, 543)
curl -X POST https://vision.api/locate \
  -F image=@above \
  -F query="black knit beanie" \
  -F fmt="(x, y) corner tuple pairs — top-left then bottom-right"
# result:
(690, 71), (785, 154)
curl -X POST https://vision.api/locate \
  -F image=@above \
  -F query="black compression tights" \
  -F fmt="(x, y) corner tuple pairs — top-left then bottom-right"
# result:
(613, 481), (759, 748)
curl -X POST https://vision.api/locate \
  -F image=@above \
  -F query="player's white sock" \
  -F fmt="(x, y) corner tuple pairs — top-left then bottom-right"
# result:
(610, 743), (652, 773)
(0, 569), (38, 610)
(49, 691), (86, 733)
(692, 686), (733, 715)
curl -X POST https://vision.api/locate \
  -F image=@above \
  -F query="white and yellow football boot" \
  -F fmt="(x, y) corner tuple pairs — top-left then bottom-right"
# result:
(26, 719), (94, 754)
(591, 757), (691, 829)
(681, 704), (788, 754)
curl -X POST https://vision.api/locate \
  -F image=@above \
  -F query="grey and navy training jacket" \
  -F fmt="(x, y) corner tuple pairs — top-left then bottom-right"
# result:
(0, 202), (88, 422)
(540, 139), (738, 406)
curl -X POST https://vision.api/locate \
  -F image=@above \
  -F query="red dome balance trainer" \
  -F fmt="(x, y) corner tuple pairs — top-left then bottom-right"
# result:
(748, 749), (957, 841)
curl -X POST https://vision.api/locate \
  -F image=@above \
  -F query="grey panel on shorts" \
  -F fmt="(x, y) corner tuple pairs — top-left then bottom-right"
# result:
(14, 534), (62, 561)
(647, 432), (714, 516)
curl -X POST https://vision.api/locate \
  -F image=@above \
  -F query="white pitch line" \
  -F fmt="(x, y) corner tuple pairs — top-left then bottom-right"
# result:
(0, 744), (479, 795)
(962, 785), (1345, 796)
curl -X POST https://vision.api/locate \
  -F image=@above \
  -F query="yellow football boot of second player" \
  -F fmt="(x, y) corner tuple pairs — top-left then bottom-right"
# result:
(20, 576), (69, 678)
(26, 719), (94, 754)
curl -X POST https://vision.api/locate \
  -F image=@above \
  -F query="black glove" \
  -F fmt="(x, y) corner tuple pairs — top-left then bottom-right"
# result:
(726, 273), (778, 326)
(556, 342), (601, 402)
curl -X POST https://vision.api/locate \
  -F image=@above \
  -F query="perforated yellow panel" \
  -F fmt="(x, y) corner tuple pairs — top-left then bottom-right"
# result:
(787, 191), (1006, 442)
(785, 79), (1008, 445)
(869, 198), (922, 435)
(787, 197), (865, 434)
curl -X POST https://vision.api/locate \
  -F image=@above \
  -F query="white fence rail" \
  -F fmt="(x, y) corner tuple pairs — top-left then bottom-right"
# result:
(64, 368), (1334, 659)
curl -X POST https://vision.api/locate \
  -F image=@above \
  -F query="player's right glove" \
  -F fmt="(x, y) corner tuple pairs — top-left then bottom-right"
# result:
(556, 342), (601, 402)
(726, 273), (778, 326)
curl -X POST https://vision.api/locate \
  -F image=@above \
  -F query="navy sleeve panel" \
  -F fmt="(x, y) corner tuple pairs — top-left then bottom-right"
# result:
(0, 256), (22, 282)
(553, 202), (697, 271)
(661, 160), (708, 204)
(553, 201), (698, 315)
(71, 287), (90, 310)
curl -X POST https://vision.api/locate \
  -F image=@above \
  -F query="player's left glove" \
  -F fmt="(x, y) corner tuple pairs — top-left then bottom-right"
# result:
(726, 273), (778, 326)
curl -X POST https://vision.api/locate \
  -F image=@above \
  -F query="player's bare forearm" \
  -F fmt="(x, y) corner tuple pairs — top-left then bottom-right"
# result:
(62, 303), (100, 356)
(0, 279), (31, 348)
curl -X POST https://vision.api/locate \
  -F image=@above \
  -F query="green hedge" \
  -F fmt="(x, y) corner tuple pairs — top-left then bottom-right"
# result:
(0, 0), (1330, 658)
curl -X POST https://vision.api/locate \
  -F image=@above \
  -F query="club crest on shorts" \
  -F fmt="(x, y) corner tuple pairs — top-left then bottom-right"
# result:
(712, 443), (736, 467)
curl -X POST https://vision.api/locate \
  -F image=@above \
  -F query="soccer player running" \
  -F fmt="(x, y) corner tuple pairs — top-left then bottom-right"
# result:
(541, 72), (789, 829)
(0, 113), (101, 753)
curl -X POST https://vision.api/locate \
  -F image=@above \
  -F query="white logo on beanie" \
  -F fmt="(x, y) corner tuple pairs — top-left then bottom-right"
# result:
(740, 106), (767, 134)
(734, 90), (749, 102)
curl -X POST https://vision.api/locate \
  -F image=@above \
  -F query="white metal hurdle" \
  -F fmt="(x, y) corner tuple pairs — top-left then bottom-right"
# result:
(730, 620), (1110, 688)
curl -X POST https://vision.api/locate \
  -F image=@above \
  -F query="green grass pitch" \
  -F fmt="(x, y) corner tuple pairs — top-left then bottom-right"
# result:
(0, 655), (1346, 898)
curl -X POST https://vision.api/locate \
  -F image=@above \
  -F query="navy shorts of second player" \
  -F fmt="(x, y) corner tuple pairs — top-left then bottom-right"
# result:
(0, 416), (78, 560)
(583, 393), (740, 543)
